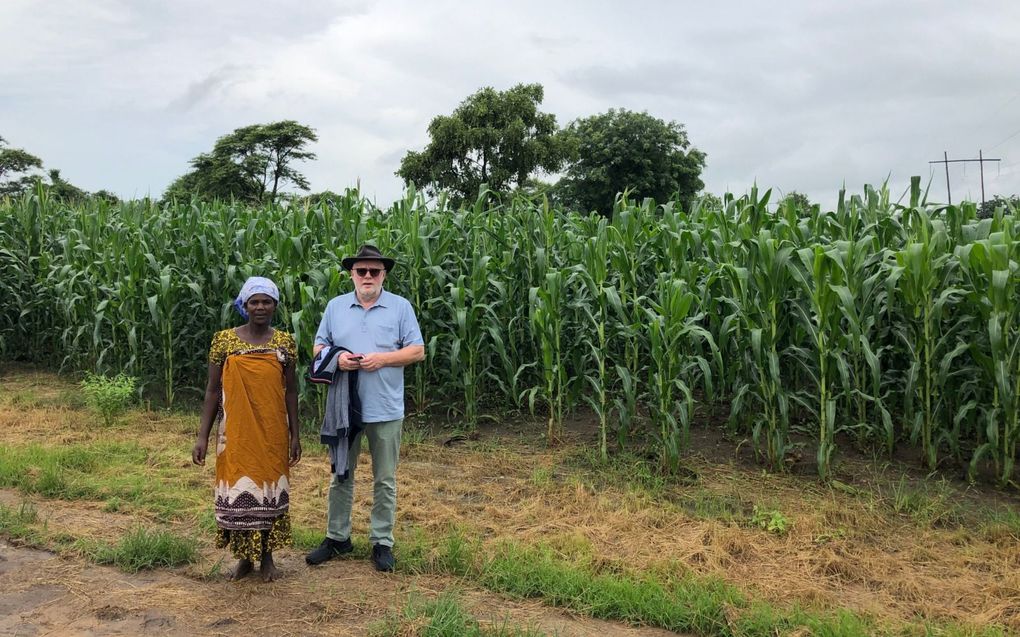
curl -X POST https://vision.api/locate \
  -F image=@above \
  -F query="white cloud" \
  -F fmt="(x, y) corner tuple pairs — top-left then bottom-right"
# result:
(1, 0), (1018, 207)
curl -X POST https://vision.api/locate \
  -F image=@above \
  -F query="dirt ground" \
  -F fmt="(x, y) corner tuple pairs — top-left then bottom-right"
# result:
(0, 535), (681, 637)
(2, 367), (1020, 635)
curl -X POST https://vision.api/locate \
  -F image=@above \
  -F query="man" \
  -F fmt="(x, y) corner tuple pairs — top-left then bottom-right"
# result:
(305, 244), (425, 572)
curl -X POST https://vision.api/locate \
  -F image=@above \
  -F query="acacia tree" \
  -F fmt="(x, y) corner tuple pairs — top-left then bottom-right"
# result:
(164, 120), (318, 204)
(0, 136), (43, 197)
(397, 83), (570, 204)
(558, 109), (706, 218)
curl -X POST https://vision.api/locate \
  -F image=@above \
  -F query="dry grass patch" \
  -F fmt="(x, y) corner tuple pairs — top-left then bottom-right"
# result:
(392, 439), (1020, 631)
(1, 369), (1018, 633)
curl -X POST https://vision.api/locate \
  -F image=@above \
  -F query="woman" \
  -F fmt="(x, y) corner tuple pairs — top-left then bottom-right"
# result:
(192, 276), (301, 582)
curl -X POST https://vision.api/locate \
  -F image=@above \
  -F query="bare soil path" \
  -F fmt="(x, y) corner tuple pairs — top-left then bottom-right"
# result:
(0, 537), (681, 637)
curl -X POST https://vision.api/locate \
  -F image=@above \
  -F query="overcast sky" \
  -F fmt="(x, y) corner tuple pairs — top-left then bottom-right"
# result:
(2, 0), (1019, 209)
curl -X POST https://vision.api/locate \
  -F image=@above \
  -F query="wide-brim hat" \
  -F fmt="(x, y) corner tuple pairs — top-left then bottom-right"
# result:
(341, 244), (396, 271)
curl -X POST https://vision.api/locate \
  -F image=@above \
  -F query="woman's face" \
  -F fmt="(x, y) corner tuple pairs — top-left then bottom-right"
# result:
(245, 293), (277, 326)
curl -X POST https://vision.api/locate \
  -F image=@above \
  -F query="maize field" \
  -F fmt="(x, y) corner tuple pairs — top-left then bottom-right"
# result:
(1, 181), (1017, 486)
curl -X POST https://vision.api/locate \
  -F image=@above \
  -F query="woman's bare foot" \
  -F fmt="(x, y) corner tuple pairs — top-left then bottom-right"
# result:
(260, 552), (279, 582)
(229, 558), (254, 581)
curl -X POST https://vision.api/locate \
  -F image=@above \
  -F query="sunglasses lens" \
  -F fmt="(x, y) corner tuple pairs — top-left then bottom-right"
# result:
(355, 268), (382, 277)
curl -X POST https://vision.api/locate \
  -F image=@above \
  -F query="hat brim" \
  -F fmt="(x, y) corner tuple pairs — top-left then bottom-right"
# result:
(342, 256), (395, 271)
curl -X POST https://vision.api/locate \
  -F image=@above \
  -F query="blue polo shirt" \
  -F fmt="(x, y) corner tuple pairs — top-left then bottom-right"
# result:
(314, 289), (424, 423)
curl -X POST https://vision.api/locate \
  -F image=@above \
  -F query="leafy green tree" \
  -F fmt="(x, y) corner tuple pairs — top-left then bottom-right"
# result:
(977, 194), (1019, 219)
(91, 189), (121, 205)
(164, 121), (318, 204)
(558, 109), (706, 218)
(46, 169), (88, 202)
(397, 83), (570, 204)
(778, 190), (814, 216)
(695, 192), (724, 212)
(297, 190), (347, 206)
(0, 136), (43, 197)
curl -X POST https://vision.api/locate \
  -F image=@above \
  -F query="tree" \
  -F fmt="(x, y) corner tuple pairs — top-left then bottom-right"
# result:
(778, 190), (814, 216)
(696, 192), (723, 212)
(91, 189), (121, 205)
(0, 136), (43, 197)
(977, 195), (1019, 219)
(558, 109), (706, 218)
(46, 169), (88, 202)
(397, 83), (571, 204)
(164, 121), (318, 204)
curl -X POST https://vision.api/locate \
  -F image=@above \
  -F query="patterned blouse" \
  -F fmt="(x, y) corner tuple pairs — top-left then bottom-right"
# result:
(208, 329), (297, 367)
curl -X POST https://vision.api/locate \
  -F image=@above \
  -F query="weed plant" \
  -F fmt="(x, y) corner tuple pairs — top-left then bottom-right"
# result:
(81, 373), (137, 426)
(87, 527), (197, 572)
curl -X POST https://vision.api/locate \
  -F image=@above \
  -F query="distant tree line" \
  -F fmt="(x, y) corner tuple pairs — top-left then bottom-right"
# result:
(395, 83), (707, 217)
(7, 83), (1018, 217)
(0, 136), (118, 203)
(161, 84), (708, 218)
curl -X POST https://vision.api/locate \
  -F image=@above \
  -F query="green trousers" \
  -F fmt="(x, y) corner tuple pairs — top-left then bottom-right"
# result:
(326, 418), (402, 547)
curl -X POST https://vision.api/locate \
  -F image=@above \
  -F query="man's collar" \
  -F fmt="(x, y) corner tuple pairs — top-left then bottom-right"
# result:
(348, 289), (389, 308)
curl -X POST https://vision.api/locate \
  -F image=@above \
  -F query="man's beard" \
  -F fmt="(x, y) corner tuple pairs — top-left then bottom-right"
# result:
(357, 286), (381, 302)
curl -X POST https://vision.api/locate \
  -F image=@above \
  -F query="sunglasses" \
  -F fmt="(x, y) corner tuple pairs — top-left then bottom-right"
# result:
(353, 267), (384, 278)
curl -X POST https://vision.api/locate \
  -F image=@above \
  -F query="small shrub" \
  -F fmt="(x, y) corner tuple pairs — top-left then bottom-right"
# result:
(750, 505), (790, 535)
(81, 373), (137, 425)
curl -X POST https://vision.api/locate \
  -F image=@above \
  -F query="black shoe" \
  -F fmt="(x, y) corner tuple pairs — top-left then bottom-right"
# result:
(305, 537), (353, 565)
(371, 544), (395, 572)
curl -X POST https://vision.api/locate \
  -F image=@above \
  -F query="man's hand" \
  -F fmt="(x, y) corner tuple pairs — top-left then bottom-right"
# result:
(358, 352), (388, 372)
(289, 438), (302, 466)
(338, 351), (363, 371)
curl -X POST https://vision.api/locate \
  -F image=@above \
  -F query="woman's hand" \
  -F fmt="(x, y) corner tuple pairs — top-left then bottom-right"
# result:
(192, 437), (208, 466)
(289, 437), (302, 466)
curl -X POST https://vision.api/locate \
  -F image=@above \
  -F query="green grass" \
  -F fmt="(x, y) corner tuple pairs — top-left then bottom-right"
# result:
(0, 386), (86, 409)
(886, 476), (964, 528)
(82, 526), (198, 572)
(369, 591), (545, 637)
(292, 524), (330, 551)
(0, 441), (200, 519)
(477, 543), (741, 635)
(978, 507), (1020, 543)
(528, 465), (553, 488)
(733, 603), (885, 637)
(401, 421), (433, 448)
(564, 448), (755, 526)
(680, 490), (748, 524)
(0, 501), (90, 551)
(568, 448), (673, 495)
(396, 527), (1007, 637)
(299, 430), (328, 457)
(0, 501), (42, 540)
